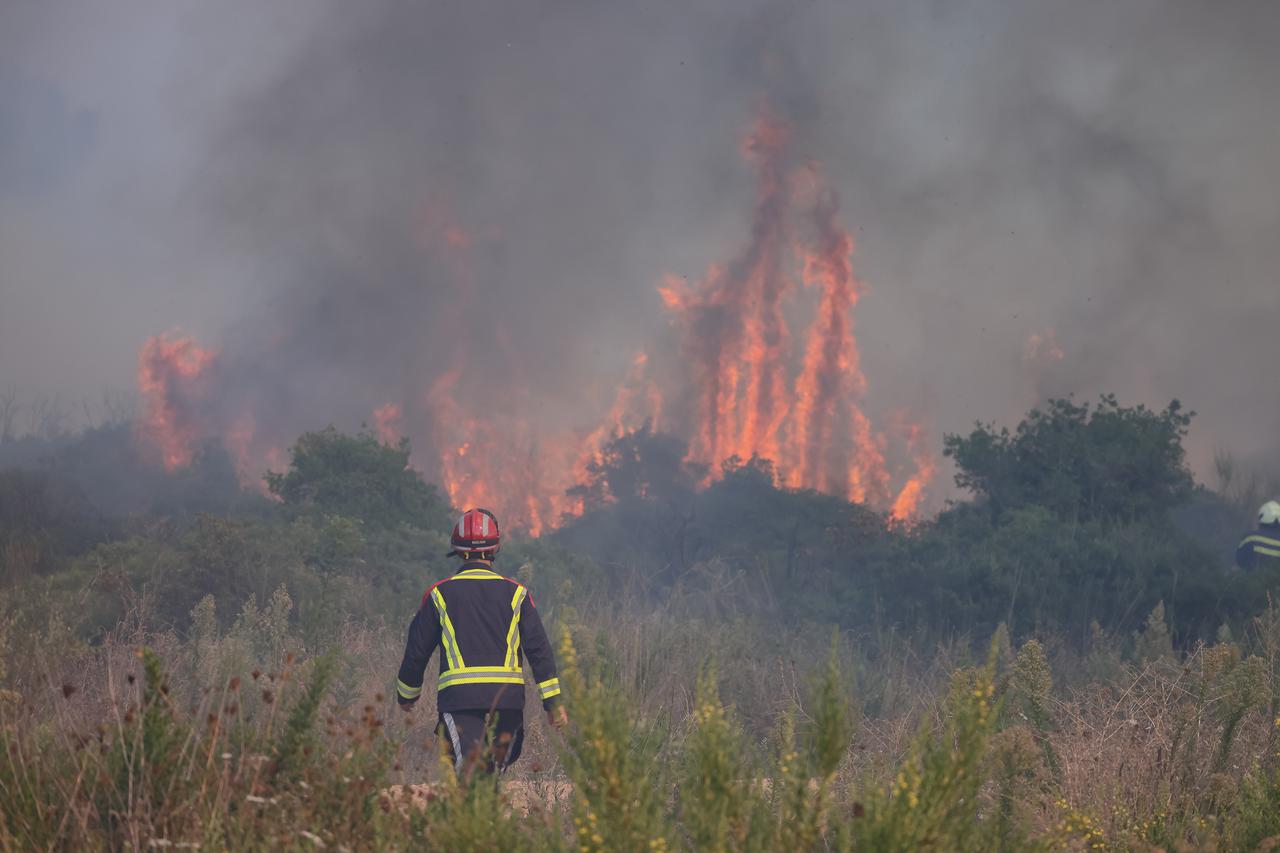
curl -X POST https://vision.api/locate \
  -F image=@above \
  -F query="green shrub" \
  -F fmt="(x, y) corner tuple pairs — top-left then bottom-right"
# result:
(844, 654), (1021, 852)
(556, 625), (671, 852)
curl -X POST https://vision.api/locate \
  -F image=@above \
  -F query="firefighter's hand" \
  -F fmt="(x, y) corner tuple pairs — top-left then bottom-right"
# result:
(547, 705), (568, 731)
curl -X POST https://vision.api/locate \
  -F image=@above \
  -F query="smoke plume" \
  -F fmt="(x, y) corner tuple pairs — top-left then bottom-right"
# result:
(3, 0), (1279, 525)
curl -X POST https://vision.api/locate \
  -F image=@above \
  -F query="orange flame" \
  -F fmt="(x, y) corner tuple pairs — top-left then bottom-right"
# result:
(1025, 328), (1064, 363)
(417, 215), (573, 535)
(223, 412), (267, 494)
(133, 105), (935, 529)
(794, 187), (889, 504)
(661, 108), (796, 471)
(563, 351), (665, 509)
(136, 333), (216, 470)
(889, 423), (936, 522)
(735, 109), (792, 468)
(660, 108), (930, 517)
(373, 403), (403, 445)
(425, 347), (665, 534)
(136, 335), (284, 494)
(426, 370), (554, 535)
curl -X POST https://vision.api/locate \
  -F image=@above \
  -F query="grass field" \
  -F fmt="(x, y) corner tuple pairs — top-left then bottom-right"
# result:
(3, 586), (1279, 852)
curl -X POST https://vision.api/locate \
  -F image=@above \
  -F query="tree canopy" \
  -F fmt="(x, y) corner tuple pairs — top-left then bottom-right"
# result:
(944, 396), (1195, 523)
(266, 428), (451, 530)
(568, 423), (706, 509)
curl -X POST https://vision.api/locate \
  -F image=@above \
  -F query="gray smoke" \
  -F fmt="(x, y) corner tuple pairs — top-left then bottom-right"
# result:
(2, 0), (1278, 496)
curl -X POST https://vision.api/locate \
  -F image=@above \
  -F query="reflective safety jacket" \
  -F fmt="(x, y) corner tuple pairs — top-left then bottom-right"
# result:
(395, 561), (561, 712)
(1237, 527), (1280, 571)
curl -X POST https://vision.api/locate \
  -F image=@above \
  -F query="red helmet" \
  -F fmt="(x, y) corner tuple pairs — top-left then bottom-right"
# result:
(449, 508), (501, 557)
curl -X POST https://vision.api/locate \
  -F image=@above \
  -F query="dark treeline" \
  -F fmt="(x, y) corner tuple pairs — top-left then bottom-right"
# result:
(0, 393), (1274, 661)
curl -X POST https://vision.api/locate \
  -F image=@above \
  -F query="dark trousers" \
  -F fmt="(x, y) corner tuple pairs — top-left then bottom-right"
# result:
(436, 709), (525, 774)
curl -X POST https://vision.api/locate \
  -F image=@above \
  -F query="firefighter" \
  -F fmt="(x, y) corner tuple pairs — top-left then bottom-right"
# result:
(396, 508), (567, 774)
(1236, 500), (1280, 571)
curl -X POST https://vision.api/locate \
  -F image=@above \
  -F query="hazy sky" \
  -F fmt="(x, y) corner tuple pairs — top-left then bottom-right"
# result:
(2, 0), (1278, 485)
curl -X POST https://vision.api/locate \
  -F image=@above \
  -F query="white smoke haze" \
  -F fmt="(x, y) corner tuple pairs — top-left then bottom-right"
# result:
(2, 0), (1279, 513)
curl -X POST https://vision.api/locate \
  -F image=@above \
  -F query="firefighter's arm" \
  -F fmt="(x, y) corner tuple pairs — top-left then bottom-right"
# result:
(518, 591), (563, 715)
(1236, 539), (1256, 571)
(396, 606), (440, 708)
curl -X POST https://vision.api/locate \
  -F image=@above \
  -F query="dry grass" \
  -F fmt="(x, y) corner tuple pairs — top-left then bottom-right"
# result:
(1, 590), (1278, 850)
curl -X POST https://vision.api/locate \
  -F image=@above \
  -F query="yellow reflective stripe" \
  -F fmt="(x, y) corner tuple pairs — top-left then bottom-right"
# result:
(1242, 535), (1280, 558)
(438, 676), (525, 690)
(451, 569), (504, 580)
(538, 677), (561, 700)
(437, 666), (525, 691)
(505, 586), (527, 669)
(440, 665), (525, 675)
(396, 679), (422, 700)
(439, 666), (524, 687)
(431, 588), (464, 670)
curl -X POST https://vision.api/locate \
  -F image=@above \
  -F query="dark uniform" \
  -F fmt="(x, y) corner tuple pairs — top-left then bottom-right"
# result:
(1236, 526), (1280, 571)
(396, 560), (561, 772)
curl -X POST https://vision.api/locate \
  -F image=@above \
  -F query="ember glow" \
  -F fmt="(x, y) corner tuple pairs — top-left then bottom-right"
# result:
(133, 106), (935, 533)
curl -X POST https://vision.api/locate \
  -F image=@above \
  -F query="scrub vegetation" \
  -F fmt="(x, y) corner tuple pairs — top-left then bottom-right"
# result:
(1, 394), (1279, 850)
